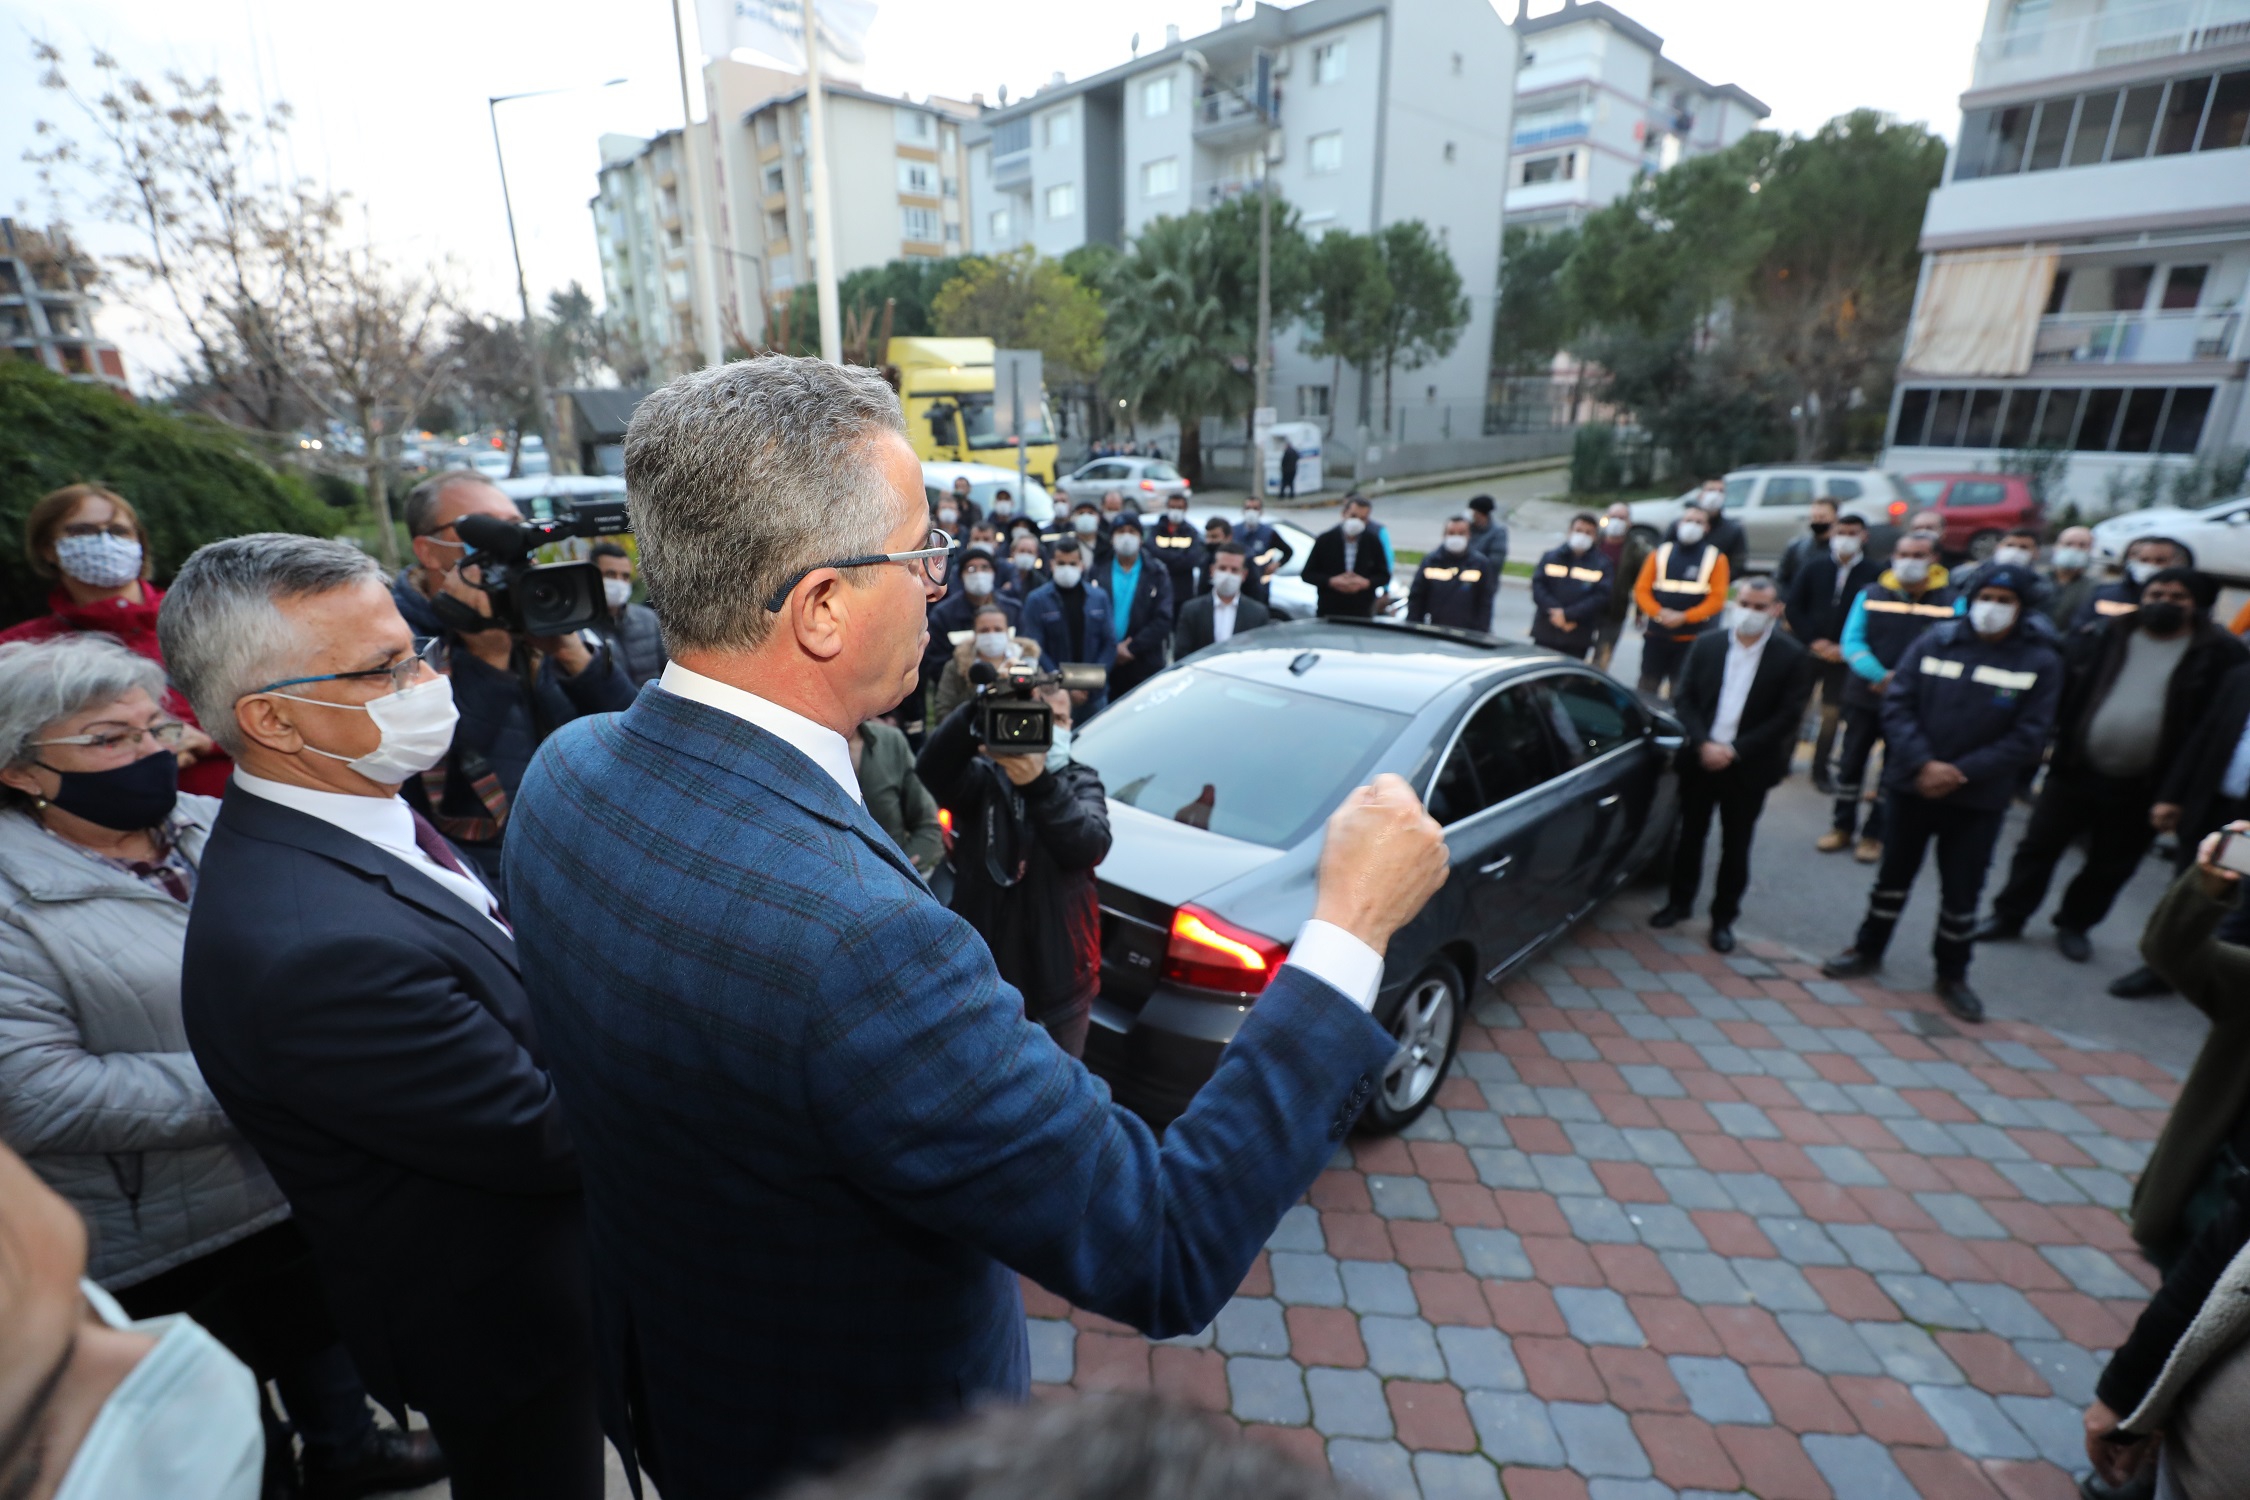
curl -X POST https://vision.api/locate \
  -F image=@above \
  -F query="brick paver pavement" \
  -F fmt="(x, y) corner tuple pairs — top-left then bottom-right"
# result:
(1029, 900), (2182, 1498)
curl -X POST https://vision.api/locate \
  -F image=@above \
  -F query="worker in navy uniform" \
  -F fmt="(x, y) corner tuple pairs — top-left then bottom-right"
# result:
(1785, 513), (1880, 795)
(1234, 498), (1294, 606)
(1407, 516), (1500, 631)
(2071, 535), (2190, 629)
(1303, 497), (1391, 620)
(1820, 532), (1955, 862)
(1529, 512), (1613, 658)
(945, 521), (1017, 594)
(1631, 501), (1731, 696)
(1148, 497), (1208, 602)
(1821, 564), (2064, 1023)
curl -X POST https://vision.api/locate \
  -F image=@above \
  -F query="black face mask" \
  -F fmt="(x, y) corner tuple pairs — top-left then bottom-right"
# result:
(36, 747), (179, 832)
(2139, 601), (2189, 635)
(1809, 522), (1832, 537)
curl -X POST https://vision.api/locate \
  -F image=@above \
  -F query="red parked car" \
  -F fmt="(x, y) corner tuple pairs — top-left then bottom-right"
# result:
(1902, 474), (2045, 561)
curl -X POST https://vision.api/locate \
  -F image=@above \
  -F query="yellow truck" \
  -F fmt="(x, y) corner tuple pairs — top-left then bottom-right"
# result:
(886, 336), (1057, 489)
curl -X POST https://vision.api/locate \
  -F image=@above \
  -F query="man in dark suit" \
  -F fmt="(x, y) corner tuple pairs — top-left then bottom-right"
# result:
(157, 534), (600, 1500)
(1303, 497), (1391, 619)
(502, 358), (1450, 1500)
(1174, 543), (1270, 657)
(1651, 577), (1814, 953)
(1785, 512), (1880, 794)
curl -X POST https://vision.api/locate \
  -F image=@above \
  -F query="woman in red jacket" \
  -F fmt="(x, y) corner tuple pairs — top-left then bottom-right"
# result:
(0, 485), (230, 795)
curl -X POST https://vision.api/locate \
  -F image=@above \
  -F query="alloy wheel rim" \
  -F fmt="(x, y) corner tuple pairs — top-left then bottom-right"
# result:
(1383, 976), (1455, 1112)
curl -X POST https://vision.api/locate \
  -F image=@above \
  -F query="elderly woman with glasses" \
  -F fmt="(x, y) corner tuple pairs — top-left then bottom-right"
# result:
(0, 634), (443, 1496)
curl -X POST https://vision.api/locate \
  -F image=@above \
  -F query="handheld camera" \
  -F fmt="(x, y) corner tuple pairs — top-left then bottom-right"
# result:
(450, 496), (631, 636)
(967, 658), (1107, 753)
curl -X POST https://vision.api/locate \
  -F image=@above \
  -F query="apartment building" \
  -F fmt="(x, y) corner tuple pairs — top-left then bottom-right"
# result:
(964, 0), (1518, 448)
(1882, 0), (2250, 511)
(0, 219), (130, 393)
(1503, 1), (1768, 235)
(592, 60), (980, 377)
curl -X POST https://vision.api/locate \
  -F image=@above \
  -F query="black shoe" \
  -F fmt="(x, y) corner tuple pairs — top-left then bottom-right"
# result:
(2108, 965), (2175, 999)
(302, 1428), (448, 1500)
(1969, 915), (2022, 943)
(1649, 904), (1689, 929)
(1935, 977), (1986, 1023)
(1709, 925), (1737, 954)
(2056, 927), (2093, 963)
(1821, 949), (1880, 979)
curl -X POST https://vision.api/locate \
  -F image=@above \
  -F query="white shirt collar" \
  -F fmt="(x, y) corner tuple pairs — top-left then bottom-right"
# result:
(659, 661), (862, 804)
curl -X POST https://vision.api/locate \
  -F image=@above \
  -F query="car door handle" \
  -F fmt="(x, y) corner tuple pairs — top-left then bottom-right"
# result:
(1480, 854), (1514, 877)
(1597, 794), (1621, 808)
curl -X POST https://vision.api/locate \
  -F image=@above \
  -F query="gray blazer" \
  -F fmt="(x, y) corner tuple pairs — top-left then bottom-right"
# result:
(0, 794), (288, 1287)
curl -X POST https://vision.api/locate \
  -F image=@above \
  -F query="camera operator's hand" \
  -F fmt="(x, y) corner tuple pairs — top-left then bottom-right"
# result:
(532, 631), (595, 676)
(980, 747), (1046, 786)
(1311, 773), (1449, 958)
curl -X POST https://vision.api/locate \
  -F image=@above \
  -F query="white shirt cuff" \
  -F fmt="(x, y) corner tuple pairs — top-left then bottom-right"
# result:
(1283, 920), (1384, 1012)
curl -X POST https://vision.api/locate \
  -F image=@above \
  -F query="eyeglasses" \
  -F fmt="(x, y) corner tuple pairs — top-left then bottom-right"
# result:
(763, 529), (956, 613)
(30, 720), (187, 754)
(248, 637), (446, 698)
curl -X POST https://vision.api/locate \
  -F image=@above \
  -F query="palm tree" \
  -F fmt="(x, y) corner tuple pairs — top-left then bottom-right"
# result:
(1100, 214), (1251, 485)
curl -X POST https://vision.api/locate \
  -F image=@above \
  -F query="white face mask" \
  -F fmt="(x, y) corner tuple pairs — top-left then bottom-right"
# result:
(1993, 546), (2035, 569)
(1241, 508), (1262, 527)
(1212, 570), (1244, 598)
(937, 506), (959, 527)
(1970, 599), (2018, 636)
(993, 499), (1014, 518)
(963, 569), (994, 597)
(1567, 531), (1594, 554)
(1072, 513), (1099, 535)
(1341, 516), (1367, 538)
(1602, 517), (1627, 536)
(602, 577), (633, 609)
(2127, 559), (2162, 585)
(1044, 723), (1073, 774)
(1676, 522), (1707, 545)
(273, 673), (459, 784)
(1166, 507), (1187, 523)
(55, 1282), (264, 1500)
(1830, 534), (1863, 561)
(974, 629), (1011, 659)
(1013, 550), (1040, 569)
(1441, 533), (1469, 555)
(1732, 606), (1776, 641)
(1112, 535), (1141, 561)
(54, 533), (145, 588)
(1051, 564), (1083, 589)
(1701, 490), (1726, 512)
(2052, 545), (2090, 571)
(1893, 557), (1931, 586)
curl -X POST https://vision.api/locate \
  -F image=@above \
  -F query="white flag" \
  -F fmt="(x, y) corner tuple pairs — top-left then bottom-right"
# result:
(695, 0), (876, 69)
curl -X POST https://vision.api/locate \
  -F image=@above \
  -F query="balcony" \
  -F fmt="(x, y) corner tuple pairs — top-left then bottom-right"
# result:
(991, 150), (1030, 191)
(1977, 0), (2250, 91)
(1194, 90), (1276, 147)
(2033, 306), (2247, 364)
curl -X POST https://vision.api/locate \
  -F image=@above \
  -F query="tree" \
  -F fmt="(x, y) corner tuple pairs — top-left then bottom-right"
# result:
(930, 248), (1106, 384)
(544, 282), (608, 388)
(1101, 214), (1247, 484)
(1490, 225), (1578, 377)
(1301, 231), (1391, 435)
(780, 257), (969, 360)
(1371, 221), (1469, 433)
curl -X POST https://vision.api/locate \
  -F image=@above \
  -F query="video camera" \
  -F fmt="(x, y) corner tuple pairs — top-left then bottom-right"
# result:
(447, 496), (632, 636)
(967, 658), (1107, 753)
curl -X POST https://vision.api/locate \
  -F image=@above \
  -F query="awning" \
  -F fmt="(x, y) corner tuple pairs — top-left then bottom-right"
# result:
(1901, 247), (2060, 378)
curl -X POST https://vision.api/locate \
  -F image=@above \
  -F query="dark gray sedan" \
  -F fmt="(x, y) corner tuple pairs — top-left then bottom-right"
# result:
(1072, 618), (1683, 1133)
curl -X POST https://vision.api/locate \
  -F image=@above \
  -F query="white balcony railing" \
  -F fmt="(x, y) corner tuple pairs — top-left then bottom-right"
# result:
(2031, 306), (2246, 364)
(1978, 0), (2250, 90)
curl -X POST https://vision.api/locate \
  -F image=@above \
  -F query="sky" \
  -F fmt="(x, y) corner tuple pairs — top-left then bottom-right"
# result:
(0, 0), (1987, 390)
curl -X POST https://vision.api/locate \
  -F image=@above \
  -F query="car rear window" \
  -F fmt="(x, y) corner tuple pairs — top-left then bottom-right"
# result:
(1144, 461), (1182, 481)
(1950, 481), (2007, 506)
(1905, 479), (1946, 503)
(1072, 668), (1407, 848)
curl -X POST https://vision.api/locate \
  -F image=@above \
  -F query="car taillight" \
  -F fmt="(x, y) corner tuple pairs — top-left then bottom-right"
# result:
(1163, 903), (1290, 994)
(1140, 479), (1158, 491)
(1887, 500), (1908, 520)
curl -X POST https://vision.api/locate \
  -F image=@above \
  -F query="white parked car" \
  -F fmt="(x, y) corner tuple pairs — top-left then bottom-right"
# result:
(2093, 494), (2250, 585)
(1057, 455), (1191, 506)
(921, 460), (1056, 526)
(1624, 464), (1915, 570)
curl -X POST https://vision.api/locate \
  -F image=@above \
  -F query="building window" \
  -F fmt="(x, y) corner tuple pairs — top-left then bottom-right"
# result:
(990, 207), (1012, 241)
(1046, 182), (1076, 219)
(898, 159), (936, 195)
(1955, 68), (2250, 181)
(896, 109), (934, 144)
(2162, 265), (2209, 309)
(1043, 108), (1073, 150)
(1141, 157), (1180, 196)
(1520, 152), (1575, 184)
(1144, 75), (1173, 116)
(1298, 384), (1331, 418)
(1313, 42), (1346, 84)
(762, 164), (786, 197)
(902, 206), (941, 242)
(755, 114), (780, 149)
(765, 210), (790, 242)
(942, 126), (958, 152)
(1892, 384), (2214, 455)
(1307, 131), (1343, 174)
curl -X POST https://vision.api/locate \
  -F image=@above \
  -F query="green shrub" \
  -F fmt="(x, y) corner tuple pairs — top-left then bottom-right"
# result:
(310, 469), (366, 511)
(0, 363), (337, 623)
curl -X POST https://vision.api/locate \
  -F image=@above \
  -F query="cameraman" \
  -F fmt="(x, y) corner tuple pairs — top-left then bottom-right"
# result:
(396, 472), (634, 881)
(916, 683), (1110, 1058)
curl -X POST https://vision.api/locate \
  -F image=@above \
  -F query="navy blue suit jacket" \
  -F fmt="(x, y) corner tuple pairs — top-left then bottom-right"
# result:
(504, 685), (1394, 1499)
(180, 789), (590, 1425)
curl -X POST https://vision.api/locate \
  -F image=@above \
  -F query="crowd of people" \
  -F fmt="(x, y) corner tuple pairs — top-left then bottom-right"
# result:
(7, 388), (2250, 1500)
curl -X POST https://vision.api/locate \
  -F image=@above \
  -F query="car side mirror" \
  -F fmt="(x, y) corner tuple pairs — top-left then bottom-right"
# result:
(1652, 732), (1685, 753)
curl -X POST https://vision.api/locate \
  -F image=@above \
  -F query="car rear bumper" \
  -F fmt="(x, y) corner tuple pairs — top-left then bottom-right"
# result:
(1083, 986), (1254, 1128)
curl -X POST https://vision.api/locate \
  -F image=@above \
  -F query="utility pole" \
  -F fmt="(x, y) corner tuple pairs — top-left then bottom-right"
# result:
(803, 9), (843, 364)
(1252, 149), (1272, 502)
(487, 99), (554, 469)
(671, 0), (724, 368)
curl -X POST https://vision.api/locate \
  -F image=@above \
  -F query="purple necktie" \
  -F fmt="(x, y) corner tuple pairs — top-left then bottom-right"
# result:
(409, 809), (510, 933)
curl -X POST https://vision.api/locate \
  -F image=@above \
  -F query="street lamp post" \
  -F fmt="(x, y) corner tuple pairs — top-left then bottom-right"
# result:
(1185, 49), (1276, 501)
(488, 79), (624, 474)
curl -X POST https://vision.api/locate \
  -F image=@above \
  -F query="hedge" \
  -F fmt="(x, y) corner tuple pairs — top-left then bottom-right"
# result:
(0, 361), (338, 625)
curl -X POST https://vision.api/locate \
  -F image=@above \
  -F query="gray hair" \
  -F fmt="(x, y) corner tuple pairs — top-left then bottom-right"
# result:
(157, 533), (385, 755)
(0, 636), (171, 803)
(402, 469), (497, 539)
(624, 356), (907, 653)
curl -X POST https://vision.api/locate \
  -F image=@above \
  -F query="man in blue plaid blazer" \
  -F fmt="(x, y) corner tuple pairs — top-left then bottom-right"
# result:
(504, 358), (1451, 1500)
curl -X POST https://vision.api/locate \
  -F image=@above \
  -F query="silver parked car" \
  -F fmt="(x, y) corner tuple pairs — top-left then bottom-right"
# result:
(1058, 455), (1192, 506)
(1625, 465), (1914, 570)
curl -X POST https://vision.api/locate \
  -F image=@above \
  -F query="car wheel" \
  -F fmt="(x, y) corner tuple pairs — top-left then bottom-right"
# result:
(1359, 962), (1465, 1134)
(1966, 530), (2002, 562)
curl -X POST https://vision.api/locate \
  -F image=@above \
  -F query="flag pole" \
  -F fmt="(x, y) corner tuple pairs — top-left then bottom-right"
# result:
(802, 1), (843, 364)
